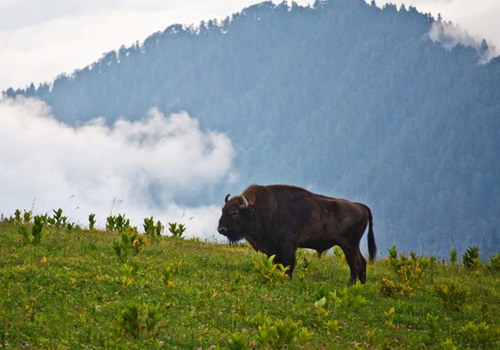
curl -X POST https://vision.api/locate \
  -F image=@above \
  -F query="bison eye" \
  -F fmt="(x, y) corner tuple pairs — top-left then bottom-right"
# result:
(230, 210), (239, 217)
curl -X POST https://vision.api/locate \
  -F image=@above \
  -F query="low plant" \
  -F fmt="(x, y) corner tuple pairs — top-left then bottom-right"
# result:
(462, 246), (480, 269)
(332, 282), (367, 310)
(435, 282), (468, 311)
(440, 338), (457, 350)
(113, 227), (145, 262)
(117, 303), (161, 339)
(489, 253), (500, 271)
(107, 214), (130, 233)
(325, 319), (342, 335)
(143, 217), (164, 237)
(88, 214), (96, 231)
(461, 321), (496, 348)
(16, 215), (44, 245)
(449, 249), (458, 265)
(162, 261), (182, 289)
(226, 332), (249, 350)
(425, 313), (439, 342)
(48, 208), (67, 227)
(379, 277), (412, 297)
(254, 315), (312, 348)
(253, 253), (290, 283)
(168, 222), (186, 238)
(384, 306), (398, 329)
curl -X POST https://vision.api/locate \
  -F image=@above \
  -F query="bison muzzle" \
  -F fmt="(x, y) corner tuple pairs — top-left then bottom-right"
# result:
(217, 184), (376, 284)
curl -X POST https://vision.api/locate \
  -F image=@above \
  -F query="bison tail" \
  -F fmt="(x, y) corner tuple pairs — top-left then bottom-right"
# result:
(362, 204), (377, 262)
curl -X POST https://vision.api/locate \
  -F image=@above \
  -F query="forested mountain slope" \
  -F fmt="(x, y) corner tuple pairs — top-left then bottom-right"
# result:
(5, 0), (500, 256)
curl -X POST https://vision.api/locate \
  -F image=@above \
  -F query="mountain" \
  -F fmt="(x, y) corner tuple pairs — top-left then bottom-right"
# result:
(5, 0), (500, 257)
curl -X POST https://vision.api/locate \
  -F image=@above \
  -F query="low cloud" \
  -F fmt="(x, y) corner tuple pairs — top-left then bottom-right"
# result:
(373, 0), (500, 60)
(0, 97), (236, 240)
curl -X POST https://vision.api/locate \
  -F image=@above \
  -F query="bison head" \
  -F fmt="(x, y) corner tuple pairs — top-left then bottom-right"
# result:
(217, 194), (252, 243)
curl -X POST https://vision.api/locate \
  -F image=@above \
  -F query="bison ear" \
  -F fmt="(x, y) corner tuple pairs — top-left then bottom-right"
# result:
(224, 194), (230, 203)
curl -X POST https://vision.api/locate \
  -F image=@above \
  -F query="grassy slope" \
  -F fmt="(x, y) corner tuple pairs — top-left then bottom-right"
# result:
(0, 221), (498, 349)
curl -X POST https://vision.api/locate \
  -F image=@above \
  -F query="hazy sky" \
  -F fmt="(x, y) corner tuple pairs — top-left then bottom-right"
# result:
(0, 0), (499, 92)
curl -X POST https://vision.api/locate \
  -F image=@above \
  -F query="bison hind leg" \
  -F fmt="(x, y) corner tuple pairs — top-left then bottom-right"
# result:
(357, 249), (367, 284)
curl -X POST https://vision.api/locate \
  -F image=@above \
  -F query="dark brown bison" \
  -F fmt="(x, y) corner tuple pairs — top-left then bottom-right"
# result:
(217, 184), (376, 284)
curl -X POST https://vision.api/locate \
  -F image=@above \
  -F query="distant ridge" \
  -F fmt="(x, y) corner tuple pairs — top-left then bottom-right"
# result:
(6, 0), (500, 256)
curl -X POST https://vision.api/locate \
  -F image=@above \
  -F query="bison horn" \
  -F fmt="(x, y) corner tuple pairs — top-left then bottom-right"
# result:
(225, 194), (230, 203)
(239, 195), (249, 209)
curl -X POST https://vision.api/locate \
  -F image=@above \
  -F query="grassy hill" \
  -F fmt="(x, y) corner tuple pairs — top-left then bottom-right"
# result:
(0, 214), (498, 349)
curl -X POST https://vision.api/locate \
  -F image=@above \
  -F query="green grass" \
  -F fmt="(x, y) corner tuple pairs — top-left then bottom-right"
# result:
(0, 220), (498, 349)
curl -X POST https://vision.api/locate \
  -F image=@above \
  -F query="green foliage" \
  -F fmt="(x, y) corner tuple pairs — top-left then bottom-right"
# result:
(88, 213), (96, 231)
(16, 215), (44, 245)
(379, 277), (412, 297)
(0, 219), (498, 349)
(16, 222), (30, 245)
(253, 253), (290, 283)
(162, 261), (182, 289)
(462, 247), (480, 269)
(424, 313), (439, 342)
(325, 319), (342, 335)
(384, 306), (397, 329)
(435, 282), (468, 311)
(449, 249), (457, 265)
(226, 333), (249, 350)
(31, 216), (44, 244)
(143, 216), (164, 237)
(383, 248), (436, 296)
(167, 222), (186, 238)
(489, 253), (500, 271)
(118, 304), (142, 338)
(461, 321), (497, 348)
(254, 315), (312, 348)
(314, 282), (367, 311)
(440, 338), (457, 350)
(117, 303), (161, 339)
(48, 208), (67, 227)
(106, 214), (130, 233)
(113, 227), (145, 262)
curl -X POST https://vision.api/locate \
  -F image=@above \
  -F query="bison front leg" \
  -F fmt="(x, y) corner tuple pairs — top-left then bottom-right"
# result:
(274, 246), (296, 278)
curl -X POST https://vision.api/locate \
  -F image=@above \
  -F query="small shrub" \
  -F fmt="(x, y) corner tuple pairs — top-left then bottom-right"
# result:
(379, 277), (412, 297)
(106, 215), (117, 231)
(113, 228), (145, 262)
(226, 333), (249, 350)
(425, 313), (439, 342)
(384, 306), (398, 329)
(315, 282), (367, 310)
(17, 215), (44, 245)
(462, 247), (480, 269)
(48, 208), (67, 227)
(118, 304), (142, 338)
(449, 249), (458, 265)
(488, 253), (500, 271)
(17, 223), (31, 245)
(325, 319), (342, 335)
(435, 282), (468, 311)
(88, 214), (96, 231)
(254, 316), (312, 348)
(143, 217), (164, 237)
(117, 303), (161, 339)
(461, 321), (496, 348)
(162, 261), (182, 289)
(253, 253), (290, 283)
(440, 338), (457, 350)
(31, 216), (44, 244)
(168, 222), (186, 238)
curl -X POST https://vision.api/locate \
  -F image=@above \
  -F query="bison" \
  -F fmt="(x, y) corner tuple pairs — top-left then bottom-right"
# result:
(217, 184), (376, 284)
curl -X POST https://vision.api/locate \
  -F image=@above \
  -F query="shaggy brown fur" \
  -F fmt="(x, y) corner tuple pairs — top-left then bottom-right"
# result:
(217, 184), (376, 284)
